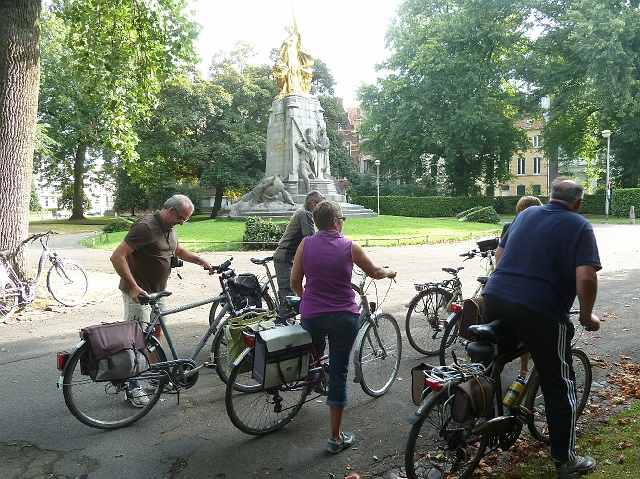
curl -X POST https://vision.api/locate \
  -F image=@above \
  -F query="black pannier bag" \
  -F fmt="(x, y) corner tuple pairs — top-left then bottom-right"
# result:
(451, 374), (494, 423)
(227, 273), (262, 309)
(81, 321), (150, 382)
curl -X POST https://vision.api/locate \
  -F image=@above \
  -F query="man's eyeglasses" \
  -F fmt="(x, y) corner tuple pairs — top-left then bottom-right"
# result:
(335, 216), (346, 221)
(174, 209), (189, 222)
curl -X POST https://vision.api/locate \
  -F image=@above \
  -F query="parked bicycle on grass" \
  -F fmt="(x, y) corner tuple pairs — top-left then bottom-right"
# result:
(406, 319), (594, 479)
(405, 237), (497, 356)
(57, 257), (271, 430)
(0, 230), (88, 322)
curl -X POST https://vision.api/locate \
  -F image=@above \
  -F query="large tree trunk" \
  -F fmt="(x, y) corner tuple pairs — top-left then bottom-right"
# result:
(0, 0), (41, 277)
(210, 187), (224, 219)
(70, 143), (87, 219)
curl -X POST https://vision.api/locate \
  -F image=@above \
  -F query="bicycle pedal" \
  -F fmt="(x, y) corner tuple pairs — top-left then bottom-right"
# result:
(516, 405), (534, 423)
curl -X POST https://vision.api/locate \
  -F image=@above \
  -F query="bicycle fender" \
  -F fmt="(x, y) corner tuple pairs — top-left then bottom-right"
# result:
(57, 339), (86, 389)
(406, 382), (451, 424)
(351, 321), (369, 384)
(231, 347), (252, 368)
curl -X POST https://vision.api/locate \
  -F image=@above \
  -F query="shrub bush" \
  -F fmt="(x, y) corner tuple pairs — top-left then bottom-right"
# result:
(466, 206), (501, 223)
(103, 217), (135, 233)
(242, 217), (286, 250)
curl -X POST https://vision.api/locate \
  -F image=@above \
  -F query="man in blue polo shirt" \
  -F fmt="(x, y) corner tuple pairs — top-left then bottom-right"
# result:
(483, 178), (601, 479)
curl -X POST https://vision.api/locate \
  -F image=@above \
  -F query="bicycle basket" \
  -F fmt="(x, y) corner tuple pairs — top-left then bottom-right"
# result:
(476, 236), (499, 252)
(451, 374), (494, 423)
(227, 273), (262, 309)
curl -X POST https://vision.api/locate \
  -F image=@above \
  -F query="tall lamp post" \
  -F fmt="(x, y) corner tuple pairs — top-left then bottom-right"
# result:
(601, 129), (612, 220)
(374, 159), (380, 215)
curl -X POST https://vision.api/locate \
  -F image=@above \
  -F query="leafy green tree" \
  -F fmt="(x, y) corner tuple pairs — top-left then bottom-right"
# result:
(37, 1), (198, 220)
(526, 0), (640, 188)
(200, 46), (279, 217)
(112, 168), (149, 216)
(358, 0), (531, 196)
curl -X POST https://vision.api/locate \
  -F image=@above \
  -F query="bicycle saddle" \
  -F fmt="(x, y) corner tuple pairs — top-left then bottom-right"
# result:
(138, 291), (173, 305)
(467, 320), (507, 342)
(442, 266), (464, 274)
(251, 256), (273, 265)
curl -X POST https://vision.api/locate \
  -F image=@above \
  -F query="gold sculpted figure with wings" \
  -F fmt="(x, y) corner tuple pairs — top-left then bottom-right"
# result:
(273, 18), (314, 98)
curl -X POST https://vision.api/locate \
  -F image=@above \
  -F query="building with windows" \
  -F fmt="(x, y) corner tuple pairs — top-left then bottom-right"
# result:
(500, 118), (549, 197)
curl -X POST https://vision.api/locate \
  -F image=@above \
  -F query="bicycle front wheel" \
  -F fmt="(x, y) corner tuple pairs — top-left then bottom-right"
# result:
(0, 277), (19, 323)
(47, 260), (89, 306)
(405, 391), (488, 479)
(406, 287), (454, 356)
(357, 313), (402, 397)
(61, 338), (166, 429)
(225, 353), (307, 435)
(525, 348), (592, 444)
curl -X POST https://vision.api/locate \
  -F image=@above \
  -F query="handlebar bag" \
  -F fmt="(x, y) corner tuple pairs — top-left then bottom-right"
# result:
(459, 297), (484, 341)
(81, 321), (149, 382)
(228, 273), (262, 309)
(451, 374), (494, 423)
(253, 323), (312, 389)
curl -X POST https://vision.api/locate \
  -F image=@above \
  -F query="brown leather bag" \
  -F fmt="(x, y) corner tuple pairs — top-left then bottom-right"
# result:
(459, 297), (484, 341)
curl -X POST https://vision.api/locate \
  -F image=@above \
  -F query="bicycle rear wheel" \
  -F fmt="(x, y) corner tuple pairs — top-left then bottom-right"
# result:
(525, 348), (592, 444)
(225, 353), (307, 435)
(0, 278), (19, 323)
(47, 260), (89, 306)
(405, 287), (454, 356)
(61, 338), (166, 429)
(405, 391), (488, 479)
(356, 313), (402, 397)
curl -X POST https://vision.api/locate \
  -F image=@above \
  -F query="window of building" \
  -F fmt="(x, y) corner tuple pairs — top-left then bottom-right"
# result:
(337, 122), (343, 131)
(517, 158), (526, 175)
(532, 135), (541, 148)
(517, 185), (525, 196)
(533, 157), (541, 175)
(532, 184), (541, 195)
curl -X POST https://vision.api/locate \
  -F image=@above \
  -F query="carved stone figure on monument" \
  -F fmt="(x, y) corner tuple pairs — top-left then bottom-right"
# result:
(272, 19), (314, 99)
(224, 175), (297, 216)
(295, 138), (316, 193)
(313, 124), (330, 179)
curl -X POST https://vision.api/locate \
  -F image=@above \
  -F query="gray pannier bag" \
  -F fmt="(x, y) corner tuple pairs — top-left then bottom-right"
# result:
(253, 323), (312, 388)
(81, 321), (150, 382)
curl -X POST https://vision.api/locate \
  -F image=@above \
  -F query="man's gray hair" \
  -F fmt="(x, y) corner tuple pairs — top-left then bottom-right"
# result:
(304, 190), (325, 208)
(550, 178), (584, 203)
(163, 194), (194, 211)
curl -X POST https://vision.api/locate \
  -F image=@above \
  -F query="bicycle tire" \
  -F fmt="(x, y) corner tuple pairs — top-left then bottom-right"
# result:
(438, 313), (472, 366)
(225, 353), (307, 435)
(357, 313), (402, 397)
(405, 287), (454, 356)
(62, 337), (166, 429)
(0, 277), (19, 323)
(47, 260), (89, 306)
(525, 348), (592, 444)
(405, 390), (489, 479)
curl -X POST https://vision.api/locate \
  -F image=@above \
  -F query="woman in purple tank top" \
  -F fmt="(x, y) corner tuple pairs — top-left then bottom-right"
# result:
(290, 201), (396, 454)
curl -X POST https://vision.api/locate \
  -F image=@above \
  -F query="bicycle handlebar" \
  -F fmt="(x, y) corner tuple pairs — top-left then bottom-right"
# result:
(212, 257), (233, 273)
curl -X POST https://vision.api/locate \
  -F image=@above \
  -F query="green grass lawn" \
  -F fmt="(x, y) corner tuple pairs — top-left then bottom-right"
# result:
(29, 212), (634, 252)
(66, 215), (504, 252)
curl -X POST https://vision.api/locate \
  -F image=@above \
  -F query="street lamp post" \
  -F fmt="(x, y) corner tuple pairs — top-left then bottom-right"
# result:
(374, 159), (380, 216)
(601, 129), (612, 220)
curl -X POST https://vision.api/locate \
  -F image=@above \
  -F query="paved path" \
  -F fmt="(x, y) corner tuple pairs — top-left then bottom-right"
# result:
(0, 224), (638, 479)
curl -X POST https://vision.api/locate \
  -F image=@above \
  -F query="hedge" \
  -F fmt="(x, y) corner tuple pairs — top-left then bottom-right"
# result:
(352, 188), (640, 218)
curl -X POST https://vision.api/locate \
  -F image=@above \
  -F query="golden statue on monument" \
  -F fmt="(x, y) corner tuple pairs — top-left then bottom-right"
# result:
(273, 18), (314, 99)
